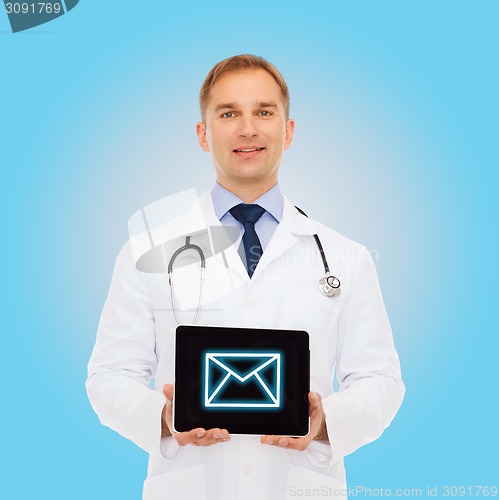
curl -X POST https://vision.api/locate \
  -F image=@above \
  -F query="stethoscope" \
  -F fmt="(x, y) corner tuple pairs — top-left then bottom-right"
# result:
(168, 206), (341, 325)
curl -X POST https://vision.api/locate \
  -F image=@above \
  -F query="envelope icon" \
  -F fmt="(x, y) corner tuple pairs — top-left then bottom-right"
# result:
(204, 353), (281, 408)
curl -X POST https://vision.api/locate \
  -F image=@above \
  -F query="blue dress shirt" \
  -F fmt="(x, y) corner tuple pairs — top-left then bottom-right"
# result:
(211, 182), (283, 252)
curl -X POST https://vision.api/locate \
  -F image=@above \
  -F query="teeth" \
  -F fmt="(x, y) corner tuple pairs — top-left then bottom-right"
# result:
(235, 148), (263, 152)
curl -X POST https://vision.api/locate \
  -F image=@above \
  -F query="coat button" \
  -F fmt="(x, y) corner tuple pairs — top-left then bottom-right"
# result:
(243, 464), (253, 474)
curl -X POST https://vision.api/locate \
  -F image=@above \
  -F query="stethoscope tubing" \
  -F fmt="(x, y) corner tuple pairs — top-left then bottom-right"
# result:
(167, 207), (341, 324)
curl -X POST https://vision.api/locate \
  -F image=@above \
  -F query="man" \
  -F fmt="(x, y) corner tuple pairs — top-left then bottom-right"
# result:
(87, 54), (404, 500)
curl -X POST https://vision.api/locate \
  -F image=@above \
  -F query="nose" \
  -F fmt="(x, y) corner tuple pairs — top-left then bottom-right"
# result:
(237, 115), (258, 138)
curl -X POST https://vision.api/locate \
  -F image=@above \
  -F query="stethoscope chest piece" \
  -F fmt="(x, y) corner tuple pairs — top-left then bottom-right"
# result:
(319, 274), (341, 298)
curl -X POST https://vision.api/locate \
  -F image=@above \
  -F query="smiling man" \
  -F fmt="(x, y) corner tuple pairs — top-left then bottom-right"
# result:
(196, 66), (294, 203)
(87, 55), (405, 500)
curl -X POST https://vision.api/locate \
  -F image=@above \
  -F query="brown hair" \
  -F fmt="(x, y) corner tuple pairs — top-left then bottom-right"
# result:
(199, 54), (290, 121)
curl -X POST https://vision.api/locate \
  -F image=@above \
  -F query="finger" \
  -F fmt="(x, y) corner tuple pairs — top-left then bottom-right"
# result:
(260, 435), (277, 445)
(174, 428), (207, 446)
(278, 437), (309, 451)
(260, 435), (288, 446)
(163, 383), (174, 401)
(212, 428), (230, 441)
(308, 391), (322, 410)
(192, 428), (230, 447)
(261, 434), (310, 451)
(193, 436), (228, 447)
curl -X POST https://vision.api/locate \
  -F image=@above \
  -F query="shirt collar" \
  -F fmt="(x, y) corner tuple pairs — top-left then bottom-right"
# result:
(211, 182), (284, 223)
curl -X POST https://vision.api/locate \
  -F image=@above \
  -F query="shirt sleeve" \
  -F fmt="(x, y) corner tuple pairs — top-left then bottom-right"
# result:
(321, 245), (405, 465)
(86, 242), (178, 460)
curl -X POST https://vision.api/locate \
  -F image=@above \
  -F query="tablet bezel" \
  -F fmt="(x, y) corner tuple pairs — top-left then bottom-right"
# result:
(173, 325), (310, 437)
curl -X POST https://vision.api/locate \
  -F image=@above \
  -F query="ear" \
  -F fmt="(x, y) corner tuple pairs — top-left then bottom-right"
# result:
(283, 119), (295, 150)
(196, 122), (209, 152)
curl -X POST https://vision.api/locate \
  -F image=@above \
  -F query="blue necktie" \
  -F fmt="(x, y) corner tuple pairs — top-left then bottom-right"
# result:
(230, 204), (266, 278)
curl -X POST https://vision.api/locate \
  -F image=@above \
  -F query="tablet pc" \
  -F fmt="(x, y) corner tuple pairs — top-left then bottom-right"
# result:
(173, 325), (310, 436)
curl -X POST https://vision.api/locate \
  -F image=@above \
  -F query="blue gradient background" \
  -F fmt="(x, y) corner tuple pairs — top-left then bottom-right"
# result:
(1, 1), (497, 498)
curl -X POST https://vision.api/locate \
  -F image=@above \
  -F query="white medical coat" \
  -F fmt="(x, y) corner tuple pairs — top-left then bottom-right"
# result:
(86, 191), (405, 500)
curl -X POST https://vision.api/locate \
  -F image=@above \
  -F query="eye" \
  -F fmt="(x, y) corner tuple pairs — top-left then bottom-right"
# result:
(221, 111), (235, 119)
(258, 110), (273, 117)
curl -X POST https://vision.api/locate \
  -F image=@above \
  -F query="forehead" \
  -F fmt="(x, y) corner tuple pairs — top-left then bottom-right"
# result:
(205, 69), (285, 110)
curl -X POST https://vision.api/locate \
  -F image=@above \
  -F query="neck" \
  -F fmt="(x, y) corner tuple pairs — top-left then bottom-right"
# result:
(217, 179), (277, 203)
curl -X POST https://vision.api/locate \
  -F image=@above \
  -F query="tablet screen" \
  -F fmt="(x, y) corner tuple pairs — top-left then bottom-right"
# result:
(174, 325), (310, 436)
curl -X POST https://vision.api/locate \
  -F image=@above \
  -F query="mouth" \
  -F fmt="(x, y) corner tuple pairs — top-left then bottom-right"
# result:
(233, 147), (265, 153)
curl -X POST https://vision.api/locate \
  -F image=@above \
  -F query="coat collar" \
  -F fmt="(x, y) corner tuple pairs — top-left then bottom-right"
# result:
(248, 196), (316, 281)
(195, 190), (317, 236)
(280, 196), (318, 236)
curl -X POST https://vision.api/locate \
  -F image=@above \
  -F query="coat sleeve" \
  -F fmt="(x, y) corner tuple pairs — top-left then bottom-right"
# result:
(322, 245), (405, 464)
(86, 242), (177, 459)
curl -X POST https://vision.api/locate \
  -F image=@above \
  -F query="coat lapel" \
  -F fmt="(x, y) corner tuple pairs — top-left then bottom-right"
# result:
(196, 191), (250, 283)
(250, 197), (317, 282)
(171, 191), (250, 311)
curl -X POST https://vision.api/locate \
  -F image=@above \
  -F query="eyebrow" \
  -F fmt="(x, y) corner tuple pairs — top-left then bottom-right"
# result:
(213, 101), (279, 113)
(214, 102), (238, 113)
(256, 101), (278, 109)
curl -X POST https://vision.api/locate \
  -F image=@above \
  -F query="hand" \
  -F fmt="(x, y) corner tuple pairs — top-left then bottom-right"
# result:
(162, 384), (230, 447)
(260, 392), (328, 451)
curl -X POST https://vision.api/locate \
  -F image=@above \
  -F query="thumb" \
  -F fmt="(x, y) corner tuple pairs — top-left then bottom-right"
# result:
(308, 391), (322, 409)
(163, 383), (174, 402)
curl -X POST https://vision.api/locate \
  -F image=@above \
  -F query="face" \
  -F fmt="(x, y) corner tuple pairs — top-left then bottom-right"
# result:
(196, 69), (294, 193)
